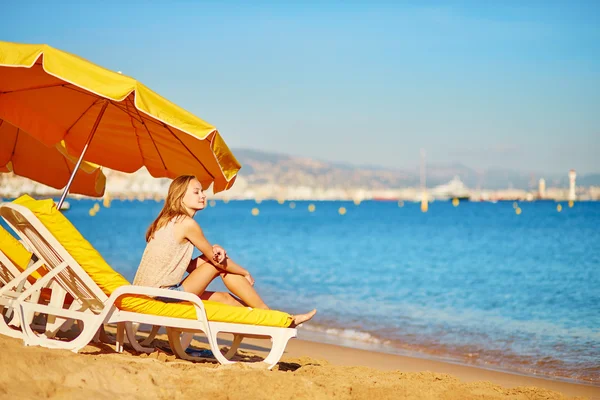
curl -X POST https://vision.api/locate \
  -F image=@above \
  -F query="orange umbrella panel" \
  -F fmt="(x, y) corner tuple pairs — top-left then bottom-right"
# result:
(0, 119), (106, 197)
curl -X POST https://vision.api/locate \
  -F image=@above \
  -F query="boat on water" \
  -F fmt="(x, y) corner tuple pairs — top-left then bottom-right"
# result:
(431, 176), (471, 201)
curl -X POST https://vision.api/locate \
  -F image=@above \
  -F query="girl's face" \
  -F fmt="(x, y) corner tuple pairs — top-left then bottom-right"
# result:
(181, 179), (206, 212)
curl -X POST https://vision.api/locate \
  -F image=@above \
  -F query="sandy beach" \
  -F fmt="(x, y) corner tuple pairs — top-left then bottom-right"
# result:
(0, 329), (597, 400)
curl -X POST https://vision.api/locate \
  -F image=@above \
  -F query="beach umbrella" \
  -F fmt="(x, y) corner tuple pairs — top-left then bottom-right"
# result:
(0, 118), (106, 198)
(0, 41), (241, 208)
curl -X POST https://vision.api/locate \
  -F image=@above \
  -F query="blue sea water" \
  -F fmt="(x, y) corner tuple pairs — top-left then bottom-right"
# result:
(5, 198), (600, 383)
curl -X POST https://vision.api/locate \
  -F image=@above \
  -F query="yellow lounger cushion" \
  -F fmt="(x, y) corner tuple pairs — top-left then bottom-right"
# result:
(0, 224), (39, 279)
(13, 195), (292, 328)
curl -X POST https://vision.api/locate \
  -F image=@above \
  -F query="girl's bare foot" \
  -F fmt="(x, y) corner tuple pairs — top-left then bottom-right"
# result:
(291, 309), (317, 327)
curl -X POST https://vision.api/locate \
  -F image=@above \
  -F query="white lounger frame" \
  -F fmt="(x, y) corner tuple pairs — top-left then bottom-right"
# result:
(0, 247), (74, 339)
(0, 203), (296, 369)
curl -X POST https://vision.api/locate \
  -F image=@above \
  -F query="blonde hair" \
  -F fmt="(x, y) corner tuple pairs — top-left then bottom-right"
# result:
(145, 175), (198, 242)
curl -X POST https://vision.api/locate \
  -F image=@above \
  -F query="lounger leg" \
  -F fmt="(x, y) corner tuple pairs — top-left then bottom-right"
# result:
(44, 283), (68, 338)
(0, 311), (23, 339)
(92, 328), (101, 343)
(18, 303), (41, 346)
(7, 310), (21, 329)
(124, 322), (155, 354)
(17, 302), (100, 353)
(59, 299), (82, 333)
(140, 325), (160, 346)
(167, 328), (231, 364)
(128, 322), (160, 347)
(206, 329), (236, 366)
(181, 332), (194, 349)
(167, 328), (192, 360)
(116, 322), (125, 353)
(262, 330), (296, 370)
(224, 334), (244, 359)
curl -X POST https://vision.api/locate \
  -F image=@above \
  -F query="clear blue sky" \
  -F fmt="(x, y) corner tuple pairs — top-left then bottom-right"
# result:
(2, 1), (599, 174)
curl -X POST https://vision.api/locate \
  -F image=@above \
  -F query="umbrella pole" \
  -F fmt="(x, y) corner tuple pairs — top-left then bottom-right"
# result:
(57, 100), (109, 210)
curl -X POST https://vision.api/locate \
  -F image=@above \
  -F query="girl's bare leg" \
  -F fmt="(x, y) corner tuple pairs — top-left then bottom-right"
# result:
(189, 255), (269, 309)
(183, 257), (317, 323)
(219, 259), (269, 309)
(219, 259), (317, 324)
(182, 258), (242, 307)
(199, 290), (244, 307)
(181, 258), (220, 295)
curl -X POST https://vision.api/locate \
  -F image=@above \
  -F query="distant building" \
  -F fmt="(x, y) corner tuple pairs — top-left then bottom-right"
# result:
(538, 178), (546, 199)
(568, 169), (577, 201)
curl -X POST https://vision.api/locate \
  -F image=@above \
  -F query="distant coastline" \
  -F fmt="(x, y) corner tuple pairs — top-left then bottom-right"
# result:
(1, 148), (598, 201)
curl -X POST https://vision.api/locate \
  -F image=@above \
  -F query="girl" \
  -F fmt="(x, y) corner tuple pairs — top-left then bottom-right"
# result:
(133, 175), (316, 327)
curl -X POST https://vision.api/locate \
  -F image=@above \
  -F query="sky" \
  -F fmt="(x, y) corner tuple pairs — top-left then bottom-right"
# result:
(1, 1), (599, 174)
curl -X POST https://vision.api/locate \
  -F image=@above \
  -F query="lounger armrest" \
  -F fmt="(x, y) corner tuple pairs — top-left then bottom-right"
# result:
(108, 285), (207, 313)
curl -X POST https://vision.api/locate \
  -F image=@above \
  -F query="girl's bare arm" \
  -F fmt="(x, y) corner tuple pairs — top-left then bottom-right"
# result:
(181, 218), (248, 275)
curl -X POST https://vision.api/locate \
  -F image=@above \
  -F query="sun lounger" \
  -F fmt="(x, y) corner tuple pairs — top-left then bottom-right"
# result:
(0, 225), (43, 338)
(0, 196), (297, 369)
(0, 224), (77, 339)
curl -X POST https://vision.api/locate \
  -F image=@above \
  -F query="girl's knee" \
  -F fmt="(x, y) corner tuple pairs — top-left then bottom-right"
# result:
(215, 292), (239, 306)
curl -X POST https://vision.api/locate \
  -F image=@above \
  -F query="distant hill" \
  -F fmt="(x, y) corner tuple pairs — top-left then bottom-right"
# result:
(232, 148), (600, 190)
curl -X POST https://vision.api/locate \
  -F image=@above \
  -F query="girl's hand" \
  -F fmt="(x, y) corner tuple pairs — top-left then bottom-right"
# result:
(244, 273), (255, 286)
(212, 244), (227, 263)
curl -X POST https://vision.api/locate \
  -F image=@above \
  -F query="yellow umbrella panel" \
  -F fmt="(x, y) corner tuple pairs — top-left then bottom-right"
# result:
(0, 119), (106, 197)
(0, 41), (241, 202)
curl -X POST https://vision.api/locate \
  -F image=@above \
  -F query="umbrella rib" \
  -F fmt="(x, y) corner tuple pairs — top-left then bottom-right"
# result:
(107, 97), (171, 130)
(61, 146), (74, 176)
(0, 83), (67, 94)
(110, 99), (144, 124)
(65, 99), (102, 135)
(126, 97), (169, 172)
(162, 123), (215, 181)
(9, 128), (20, 170)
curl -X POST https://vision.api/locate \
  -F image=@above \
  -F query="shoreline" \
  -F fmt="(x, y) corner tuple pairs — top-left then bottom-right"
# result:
(282, 336), (600, 399)
(295, 324), (599, 387)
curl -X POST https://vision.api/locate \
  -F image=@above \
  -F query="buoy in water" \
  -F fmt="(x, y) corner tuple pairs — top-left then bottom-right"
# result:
(251, 208), (259, 216)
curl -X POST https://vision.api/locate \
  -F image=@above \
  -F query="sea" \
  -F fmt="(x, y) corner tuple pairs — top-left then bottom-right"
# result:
(4, 198), (599, 384)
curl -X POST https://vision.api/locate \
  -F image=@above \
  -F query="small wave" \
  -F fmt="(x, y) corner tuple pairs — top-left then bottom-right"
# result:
(299, 324), (390, 345)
